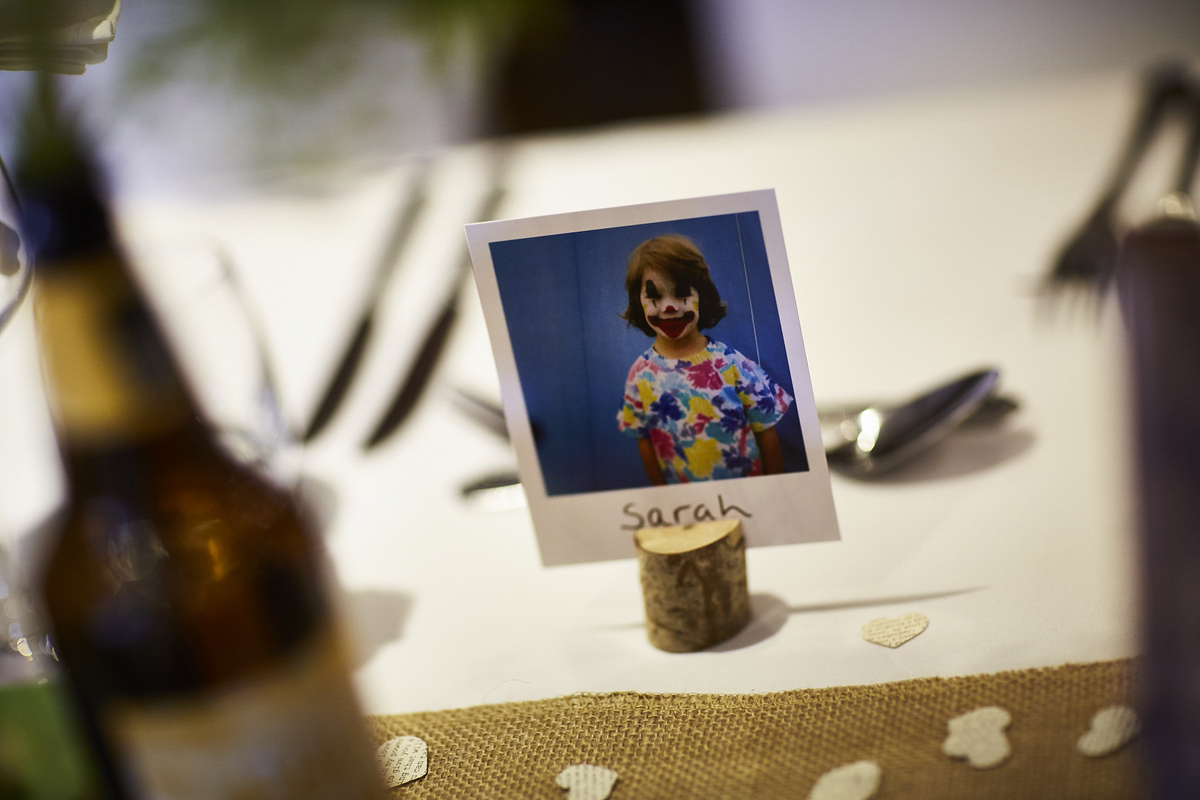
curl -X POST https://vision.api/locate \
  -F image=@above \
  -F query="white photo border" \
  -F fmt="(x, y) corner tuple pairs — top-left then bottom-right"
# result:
(467, 190), (839, 565)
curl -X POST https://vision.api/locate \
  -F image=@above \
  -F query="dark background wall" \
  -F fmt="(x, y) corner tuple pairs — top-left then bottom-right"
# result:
(490, 210), (807, 496)
(486, 0), (709, 136)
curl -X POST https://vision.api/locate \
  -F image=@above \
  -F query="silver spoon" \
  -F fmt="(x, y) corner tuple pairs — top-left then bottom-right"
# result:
(823, 367), (1003, 477)
(458, 367), (1014, 503)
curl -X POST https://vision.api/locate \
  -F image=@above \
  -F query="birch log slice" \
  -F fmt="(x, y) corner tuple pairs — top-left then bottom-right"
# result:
(635, 519), (750, 652)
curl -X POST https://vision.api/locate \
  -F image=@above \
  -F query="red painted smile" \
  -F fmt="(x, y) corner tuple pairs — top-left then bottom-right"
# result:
(649, 311), (695, 339)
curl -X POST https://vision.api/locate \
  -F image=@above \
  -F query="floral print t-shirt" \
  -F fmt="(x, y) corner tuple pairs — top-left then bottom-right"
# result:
(618, 339), (793, 483)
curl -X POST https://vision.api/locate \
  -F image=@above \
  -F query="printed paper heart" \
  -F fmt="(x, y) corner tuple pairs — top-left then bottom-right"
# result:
(376, 735), (428, 787)
(1077, 705), (1140, 757)
(556, 764), (619, 800)
(807, 760), (881, 800)
(861, 612), (928, 648)
(942, 706), (1011, 769)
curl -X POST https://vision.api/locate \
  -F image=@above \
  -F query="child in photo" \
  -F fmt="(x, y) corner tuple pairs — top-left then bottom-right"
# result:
(617, 234), (792, 484)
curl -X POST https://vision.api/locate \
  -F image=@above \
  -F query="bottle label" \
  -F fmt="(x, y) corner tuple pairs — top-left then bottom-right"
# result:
(104, 632), (385, 800)
(36, 259), (187, 448)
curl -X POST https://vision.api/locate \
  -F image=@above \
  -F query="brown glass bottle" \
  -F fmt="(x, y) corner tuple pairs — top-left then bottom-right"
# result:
(23, 110), (385, 799)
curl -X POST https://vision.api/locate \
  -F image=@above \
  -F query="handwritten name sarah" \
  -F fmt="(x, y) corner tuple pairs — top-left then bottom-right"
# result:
(621, 494), (752, 531)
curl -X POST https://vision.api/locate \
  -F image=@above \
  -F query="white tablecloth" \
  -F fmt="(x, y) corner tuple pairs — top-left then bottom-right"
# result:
(1, 70), (1151, 715)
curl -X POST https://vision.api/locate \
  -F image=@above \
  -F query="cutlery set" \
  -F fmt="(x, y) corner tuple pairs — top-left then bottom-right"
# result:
(295, 62), (1200, 467)
(454, 367), (1020, 502)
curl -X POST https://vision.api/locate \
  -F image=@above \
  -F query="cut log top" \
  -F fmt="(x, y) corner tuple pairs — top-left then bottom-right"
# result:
(634, 519), (743, 554)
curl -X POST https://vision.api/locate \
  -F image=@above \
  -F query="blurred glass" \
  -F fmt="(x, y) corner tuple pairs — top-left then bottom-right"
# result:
(0, 159), (31, 337)
(129, 237), (299, 484)
(1, 147), (94, 800)
(0, 539), (102, 800)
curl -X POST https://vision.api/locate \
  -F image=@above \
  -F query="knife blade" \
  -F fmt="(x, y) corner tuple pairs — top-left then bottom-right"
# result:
(302, 159), (431, 442)
(362, 146), (509, 449)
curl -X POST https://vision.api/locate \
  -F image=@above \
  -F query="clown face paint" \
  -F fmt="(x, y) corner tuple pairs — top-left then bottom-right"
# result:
(640, 267), (700, 341)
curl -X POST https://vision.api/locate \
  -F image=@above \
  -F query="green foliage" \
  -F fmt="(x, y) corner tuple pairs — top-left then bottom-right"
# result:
(128, 0), (554, 98)
(0, 682), (101, 800)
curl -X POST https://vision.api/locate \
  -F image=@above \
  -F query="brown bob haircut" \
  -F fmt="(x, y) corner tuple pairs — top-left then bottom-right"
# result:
(621, 234), (727, 336)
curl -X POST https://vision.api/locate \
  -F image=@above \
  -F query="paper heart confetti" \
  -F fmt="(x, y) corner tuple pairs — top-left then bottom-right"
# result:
(1077, 705), (1140, 757)
(942, 706), (1012, 769)
(860, 612), (928, 648)
(556, 764), (619, 800)
(807, 760), (881, 800)
(376, 735), (428, 787)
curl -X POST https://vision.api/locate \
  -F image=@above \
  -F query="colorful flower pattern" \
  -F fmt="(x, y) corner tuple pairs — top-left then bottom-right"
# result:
(618, 339), (792, 483)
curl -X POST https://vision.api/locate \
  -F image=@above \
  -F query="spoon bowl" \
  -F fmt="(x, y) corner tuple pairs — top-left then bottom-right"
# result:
(823, 368), (1001, 477)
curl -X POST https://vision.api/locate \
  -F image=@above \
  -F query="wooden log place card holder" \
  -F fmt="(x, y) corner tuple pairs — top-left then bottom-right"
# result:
(634, 519), (751, 652)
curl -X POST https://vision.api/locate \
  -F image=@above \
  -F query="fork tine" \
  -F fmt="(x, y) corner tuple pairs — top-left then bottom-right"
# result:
(1042, 64), (1196, 308)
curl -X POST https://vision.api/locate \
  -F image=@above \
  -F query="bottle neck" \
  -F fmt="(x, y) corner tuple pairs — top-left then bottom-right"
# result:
(36, 247), (201, 453)
(19, 96), (207, 456)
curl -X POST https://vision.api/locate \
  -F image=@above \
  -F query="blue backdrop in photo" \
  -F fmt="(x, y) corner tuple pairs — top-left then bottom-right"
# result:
(490, 212), (807, 496)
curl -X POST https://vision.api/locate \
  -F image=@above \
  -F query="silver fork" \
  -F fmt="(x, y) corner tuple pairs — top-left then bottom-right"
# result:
(1041, 64), (1196, 313)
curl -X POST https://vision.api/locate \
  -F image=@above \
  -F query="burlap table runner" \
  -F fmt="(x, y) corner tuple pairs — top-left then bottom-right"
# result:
(369, 658), (1142, 798)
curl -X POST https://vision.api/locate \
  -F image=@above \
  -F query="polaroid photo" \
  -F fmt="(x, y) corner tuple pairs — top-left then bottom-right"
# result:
(466, 190), (839, 565)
